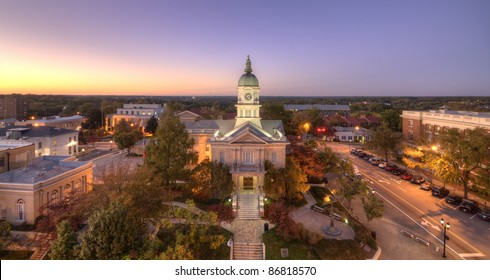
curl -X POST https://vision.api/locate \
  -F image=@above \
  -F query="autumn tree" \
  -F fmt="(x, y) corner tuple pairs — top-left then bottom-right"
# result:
(264, 160), (286, 201)
(318, 146), (340, 173)
(285, 157), (309, 201)
(424, 127), (490, 198)
(145, 106), (197, 190)
(190, 160), (234, 202)
(366, 123), (402, 162)
(49, 220), (79, 260)
(145, 115), (159, 135)
(80, 202), (141, 260)
(266, 200), (298, 241)
(113, 119), (143, 155)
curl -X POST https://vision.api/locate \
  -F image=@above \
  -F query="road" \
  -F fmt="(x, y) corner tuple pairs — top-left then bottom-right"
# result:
(324, 142), (489, 260)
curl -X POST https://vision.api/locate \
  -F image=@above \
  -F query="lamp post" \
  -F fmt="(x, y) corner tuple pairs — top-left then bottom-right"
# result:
(349, 139), (352, 152)
(81, 148), (85, 161)
(440, 218), (450, 258)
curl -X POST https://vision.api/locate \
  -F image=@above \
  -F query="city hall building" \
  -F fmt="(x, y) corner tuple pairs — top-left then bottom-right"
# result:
(183, 57), (288, 193)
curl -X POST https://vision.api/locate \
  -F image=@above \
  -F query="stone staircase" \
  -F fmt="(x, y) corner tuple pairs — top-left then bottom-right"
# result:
(237, 193), (260, 220)
(30, 243), (50, 260)
(233, 242), (264, 260)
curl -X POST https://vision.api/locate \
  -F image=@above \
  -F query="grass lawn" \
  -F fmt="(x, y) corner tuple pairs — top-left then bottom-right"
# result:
(309, 186), (332, 203)
(262, 229), (319, 260)
(263, 229), (368, 260)
(0, 250), (34, 260)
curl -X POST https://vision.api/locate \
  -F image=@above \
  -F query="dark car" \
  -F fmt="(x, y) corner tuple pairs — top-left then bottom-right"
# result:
(410, 175), (425, 185)
(432, 186), (450, 197)
(445, 194), (463, 204)
(420, 182), (433, 191)
(363, 154), (373, 160)
(477, 209), (490, 222)
(391, 168), (403, 176)
(459, 199), (479, 213)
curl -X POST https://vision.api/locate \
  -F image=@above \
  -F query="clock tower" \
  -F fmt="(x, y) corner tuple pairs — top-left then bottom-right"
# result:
(235, 56), (262, 128)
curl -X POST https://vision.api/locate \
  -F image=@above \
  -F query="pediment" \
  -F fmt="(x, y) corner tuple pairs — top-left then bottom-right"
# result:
(229, 128), (268, 144)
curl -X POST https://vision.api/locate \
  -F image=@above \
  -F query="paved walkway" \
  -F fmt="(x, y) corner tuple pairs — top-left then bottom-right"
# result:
(221, 219), (267, 243)
(291, 190), (355, 240)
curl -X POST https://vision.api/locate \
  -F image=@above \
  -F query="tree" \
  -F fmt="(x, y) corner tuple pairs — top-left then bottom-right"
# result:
(260, 103), (294, 135)
(145, 115), (159, 135)
(264, 161), (286, 201)
(0, 220), (11, 251)
(113, 119), (143, 155)
(82, 107), (102, 130)
(145, 106), (197, 190)
(158, 200), (227, 260)
(190, 160), (234, 202)
(318, 146), (340, 173)
(381, 109), (402, 131)
(49, 220), (79, 260)
(267, 200), (298, 241)
(367, 123), (402, 162)
(80, 202), (140, 260)
(285, 157), (309, 201)
(362, 192), (384, 224)
(339, 176), (367, 213)
(424, 128), (490, 198)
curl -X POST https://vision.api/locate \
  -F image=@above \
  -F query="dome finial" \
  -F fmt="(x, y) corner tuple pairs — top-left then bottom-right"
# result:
(244, 55), (252, 74)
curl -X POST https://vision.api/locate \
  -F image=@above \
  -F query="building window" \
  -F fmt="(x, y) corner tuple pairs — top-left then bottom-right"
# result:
(131, 111), (134, 115)
(271, 152), (277, 163)
(17, 199), (25, 221)
(348, 136), (352, 140)
(0, 158), (4, 167)
(342, 136), (346, 140)
(69, 146), (72, 154)
(38, 142), (42, 149)
(51, 191), (60, 204)
(219, 151), (225, 163)
(74, 136), (77, 142)
(69, 137), (72, 143)
(244, 152), (253, 164)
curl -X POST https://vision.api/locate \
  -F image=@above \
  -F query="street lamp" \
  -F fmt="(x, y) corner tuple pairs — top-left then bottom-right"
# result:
(440, 218), (450, 258)
(349, 139), (352, 152)
(81, 148), (85, 161)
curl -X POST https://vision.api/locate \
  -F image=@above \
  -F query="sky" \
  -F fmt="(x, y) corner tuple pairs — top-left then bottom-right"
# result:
(1, 0), (489, 96)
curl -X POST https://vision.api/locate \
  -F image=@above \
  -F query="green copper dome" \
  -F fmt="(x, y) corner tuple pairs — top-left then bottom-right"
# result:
(238, 55), (259, 87)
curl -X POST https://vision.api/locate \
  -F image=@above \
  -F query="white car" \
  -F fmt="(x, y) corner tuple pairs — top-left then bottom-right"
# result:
(378, 162), (387, 169)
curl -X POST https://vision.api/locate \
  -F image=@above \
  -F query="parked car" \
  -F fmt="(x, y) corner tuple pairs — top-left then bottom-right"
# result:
(363, 154), (373, 160)
(385, 164), (396, 172)
(400, 173), (413, 180)
(350, 148), (358, 154)
(459, 199), (479, 213)
(445, 194), (463, 204)
(391, 168), (403, 176)
(378, 162), (387, 169)
(410, 175), (425, 184)
(370, 159), (381, 165)
(477, 209), (490, 222)
(420, 182), (433, 191)
(432, 186), (450, 198)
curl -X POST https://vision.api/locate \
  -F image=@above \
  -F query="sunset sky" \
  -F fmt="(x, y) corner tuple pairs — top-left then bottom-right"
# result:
(1, 0), (489, 96)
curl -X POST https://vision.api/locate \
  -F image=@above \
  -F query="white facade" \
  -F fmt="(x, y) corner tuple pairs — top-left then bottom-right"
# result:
(17, 115), (84, 131)
(333, 126), (371, 142)
(0, 128), (79, 157)
(107, 103), (165, 131)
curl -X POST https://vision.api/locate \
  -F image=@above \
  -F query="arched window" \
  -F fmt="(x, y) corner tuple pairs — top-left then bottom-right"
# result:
(17, 199), (25, 221)
(74, 179), (82, 195)
(51, 191), (60, 204)
(64, 184), (71, 197)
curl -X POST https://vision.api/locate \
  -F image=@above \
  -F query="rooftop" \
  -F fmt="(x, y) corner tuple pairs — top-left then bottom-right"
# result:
(0, 156), (90, 184)
(0, 126), (78, 139)
(23, 115), (84, 123)
(0, 141), (34, 151)
(284, 104), (350, 111)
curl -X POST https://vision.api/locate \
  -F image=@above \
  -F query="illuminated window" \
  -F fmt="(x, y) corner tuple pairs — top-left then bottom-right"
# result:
(244, 152), (253, 164)
(17, 199), (25, 221)
(51, 191), (60, 204)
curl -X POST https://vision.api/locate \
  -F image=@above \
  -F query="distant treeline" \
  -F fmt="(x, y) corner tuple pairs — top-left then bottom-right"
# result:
(3, 93), (489, 119)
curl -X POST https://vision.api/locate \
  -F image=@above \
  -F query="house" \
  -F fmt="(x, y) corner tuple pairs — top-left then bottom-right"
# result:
(106, 104), (165, 132)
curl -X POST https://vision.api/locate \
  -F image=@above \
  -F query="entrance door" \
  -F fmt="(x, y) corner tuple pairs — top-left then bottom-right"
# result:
(243, 177), (254, 190)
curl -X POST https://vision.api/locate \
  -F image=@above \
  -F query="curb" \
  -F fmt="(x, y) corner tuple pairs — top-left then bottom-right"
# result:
(369, 247), (382, 260)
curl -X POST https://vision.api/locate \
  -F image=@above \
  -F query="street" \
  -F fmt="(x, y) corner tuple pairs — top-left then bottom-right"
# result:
(325, 142), (489, 260)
